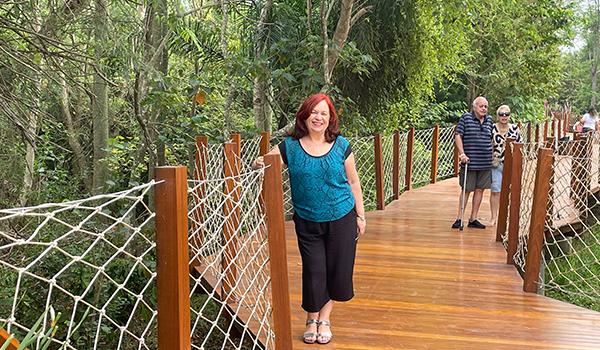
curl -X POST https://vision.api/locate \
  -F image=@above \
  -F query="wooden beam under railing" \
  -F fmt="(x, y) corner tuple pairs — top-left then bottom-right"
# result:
(523, 147), (553, 293)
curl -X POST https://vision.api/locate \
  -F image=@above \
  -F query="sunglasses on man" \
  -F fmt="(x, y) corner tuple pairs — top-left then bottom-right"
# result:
(497, 112), (510, 117)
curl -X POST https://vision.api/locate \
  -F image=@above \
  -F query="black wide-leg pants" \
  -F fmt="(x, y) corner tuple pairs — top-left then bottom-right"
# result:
(292, 208), (358, 313)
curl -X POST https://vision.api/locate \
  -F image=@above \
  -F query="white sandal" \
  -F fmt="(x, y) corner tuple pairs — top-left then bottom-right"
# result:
(317, 320), (332, 344)
(303, 319), (318, 344)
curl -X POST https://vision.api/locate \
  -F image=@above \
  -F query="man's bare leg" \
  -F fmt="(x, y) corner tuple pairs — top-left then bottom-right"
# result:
(470, 188), (484, 222)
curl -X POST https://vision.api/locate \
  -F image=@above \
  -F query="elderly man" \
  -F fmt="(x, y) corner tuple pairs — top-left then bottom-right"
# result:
(452, 96), (493, 229)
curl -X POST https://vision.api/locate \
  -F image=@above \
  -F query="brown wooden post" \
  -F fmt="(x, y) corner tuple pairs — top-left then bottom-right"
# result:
(507, 143), (524, 265)
(544, 121), (548, 139)
(523, 147), (553, 293)
(190, 136), (208, 272)
(393, 130), (400, 199)
(374, 133), (385, 210)
(263, 154), (293, 350)
(0, 328), (22, 350)
(155, 166), (192, 350)
(453, 124), (459, 177)
(405, 127), (415, 191)
(527, 121), (532, 150)
(496, 138), (515, 242)
(260, 132), (270, 156)
(430, 125), (440, 184)
(231, 133), (242, 169)
(535, 124), (540, 143)
(222, 143), (240, 298)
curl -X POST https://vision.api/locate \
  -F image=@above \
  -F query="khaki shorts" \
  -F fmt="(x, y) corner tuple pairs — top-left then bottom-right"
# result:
(459, 168), (491, 192)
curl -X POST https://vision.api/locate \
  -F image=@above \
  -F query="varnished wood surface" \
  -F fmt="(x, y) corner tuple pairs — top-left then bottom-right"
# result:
(285, 178), (600, 349)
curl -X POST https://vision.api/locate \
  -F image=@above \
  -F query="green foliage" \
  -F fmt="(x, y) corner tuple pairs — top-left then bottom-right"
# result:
(544, 226), (600, 312)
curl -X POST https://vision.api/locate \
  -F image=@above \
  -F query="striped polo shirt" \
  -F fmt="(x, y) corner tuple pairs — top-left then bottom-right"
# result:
(455, 111), (493, 170)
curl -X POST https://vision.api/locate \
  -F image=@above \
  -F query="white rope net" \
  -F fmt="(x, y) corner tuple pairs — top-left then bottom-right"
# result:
(348, 136), (377, 210)
(382, 135), (395, 203)
(188, 161), (274, 350)
(411, 128), (434, 187)
(437, 126), (456, 180)
(0, 183), (159, 350)
(513, 142), (544, 269)
(397, 131), (408, 194)
(540, 134), (600, 309)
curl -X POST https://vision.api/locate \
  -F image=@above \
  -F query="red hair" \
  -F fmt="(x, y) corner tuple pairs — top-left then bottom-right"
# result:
(289, 94), (340, 142)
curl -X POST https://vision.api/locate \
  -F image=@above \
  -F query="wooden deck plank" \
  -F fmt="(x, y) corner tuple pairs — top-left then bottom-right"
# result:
(285, 178), (600, 349)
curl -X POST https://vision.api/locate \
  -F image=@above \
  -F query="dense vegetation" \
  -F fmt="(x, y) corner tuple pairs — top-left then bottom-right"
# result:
(0, 0), (583, 208)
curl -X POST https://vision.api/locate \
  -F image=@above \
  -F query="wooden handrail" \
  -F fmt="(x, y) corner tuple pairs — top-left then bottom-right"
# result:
(222, 143), (240, 298)
(374, 133), (385, 210)
(393, 130), (400, 200)
(155, 166), (192, 350)
(507, 143), (524, 266)
(260, 132), (270, 156)
(496, 138), (515, 242)
(523, 148), (553, 293)
(405, 127), (415, 191)
(263, 154), (293, 350)
(430, 125), (439, 184)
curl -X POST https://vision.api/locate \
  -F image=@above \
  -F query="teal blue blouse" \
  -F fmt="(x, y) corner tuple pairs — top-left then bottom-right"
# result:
(278, 136), (355, 222)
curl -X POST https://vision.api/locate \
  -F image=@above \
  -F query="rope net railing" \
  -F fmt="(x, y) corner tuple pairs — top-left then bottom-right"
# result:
(437, 126), (456, 180)
(397, 131), (408, 193)
(188, 164), (274, 350)
(348, 136), (377, 211)
(382, 135), (395, 203)
(0, 182), (159, 350)
(513, 142), (544, 270)
(411, 128), (434, 187)
(540, 137), (600, 308)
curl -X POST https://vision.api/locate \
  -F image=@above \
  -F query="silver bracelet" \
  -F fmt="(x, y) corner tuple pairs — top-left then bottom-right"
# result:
(357, 215), (366, 221)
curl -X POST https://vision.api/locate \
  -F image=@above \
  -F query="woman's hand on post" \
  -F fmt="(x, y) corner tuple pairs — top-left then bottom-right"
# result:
(252, 156), (265, 170)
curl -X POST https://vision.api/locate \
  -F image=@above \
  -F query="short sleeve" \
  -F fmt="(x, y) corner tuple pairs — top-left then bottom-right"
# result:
(277, 141), (288, 165)
(344, 143), (353, 160)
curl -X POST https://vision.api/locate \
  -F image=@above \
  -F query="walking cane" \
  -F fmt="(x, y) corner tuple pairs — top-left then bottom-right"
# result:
(460, 162), (468, 231)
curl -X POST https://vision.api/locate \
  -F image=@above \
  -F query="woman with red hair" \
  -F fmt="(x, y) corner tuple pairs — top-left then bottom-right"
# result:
(253, 94), (365, 344)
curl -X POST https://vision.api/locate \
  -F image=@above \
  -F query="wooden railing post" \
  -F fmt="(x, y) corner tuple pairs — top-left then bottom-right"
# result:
(374, 133), (385, 210)
(430, 125), (440, 184)
(523, 148), (553, 293)
(0, 328), (22, 350)
(535, 124), (540, 143)
(507, 143), (524, 265)
(263, 154), (293, 350)
(155, 166), (191, 350)
(405, 127), (415, 191)
(496, 138), (515, 242)
(190, 136), (208, 272)
(393, 130), (400, 200)
(453, 124), (459, 177)
(222, 143), (240, 298)
(260, 132), (270, 156)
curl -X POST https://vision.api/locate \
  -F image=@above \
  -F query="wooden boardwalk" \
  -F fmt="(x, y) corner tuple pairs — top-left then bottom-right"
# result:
(284, 178), (600, 349)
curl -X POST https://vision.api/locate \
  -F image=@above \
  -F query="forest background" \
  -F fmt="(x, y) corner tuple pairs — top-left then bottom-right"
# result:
(0, 0), (597, 208)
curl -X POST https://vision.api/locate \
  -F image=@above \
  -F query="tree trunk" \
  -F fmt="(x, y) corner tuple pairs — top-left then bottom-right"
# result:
(253, 0), (274, 133)
(92, 0), (109, 194)
(146, 0), (169, 166)
(319, 0), (371, 93)
(221, 0), (233, 139)
(60, 73), (88, 189)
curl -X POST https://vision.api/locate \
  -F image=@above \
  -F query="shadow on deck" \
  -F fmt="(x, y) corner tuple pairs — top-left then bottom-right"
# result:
(285, 177), (600, 349)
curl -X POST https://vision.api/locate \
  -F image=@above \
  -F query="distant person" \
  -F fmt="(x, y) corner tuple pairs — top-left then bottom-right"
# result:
(580, 107), (599, 133)
(452, 96), (494, 229)
(253, 94), (365, 345)
(487, 105), (523, 227)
